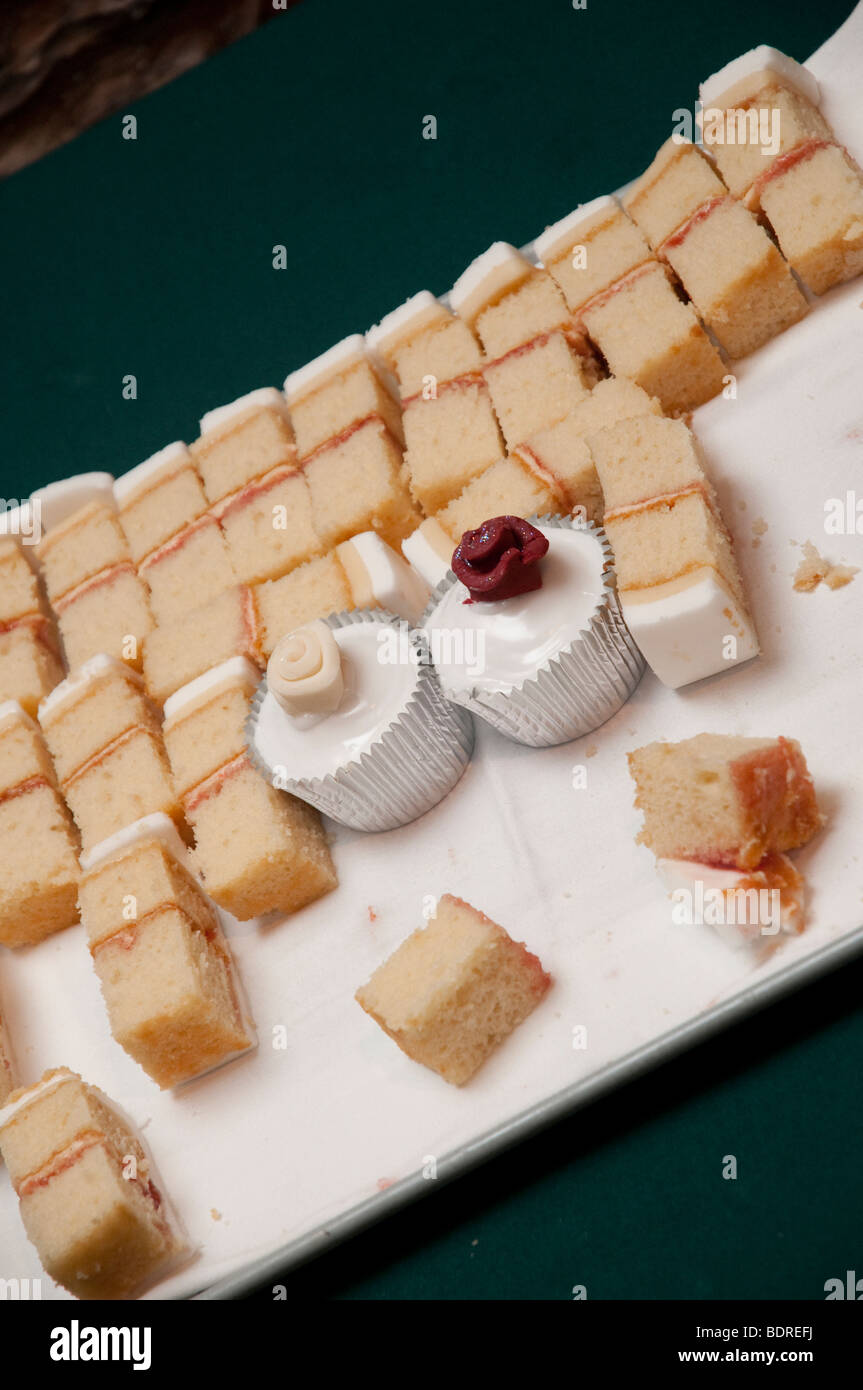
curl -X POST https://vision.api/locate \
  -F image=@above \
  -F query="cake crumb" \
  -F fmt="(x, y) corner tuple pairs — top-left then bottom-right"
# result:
(793, 541), (858, 592)
(752, 517), (768, 537)
(367, 906), (377, 923)
(585, 743), (598, 758)
(376, 1177), (394, 1191)
(210, 1208), (222, 1221)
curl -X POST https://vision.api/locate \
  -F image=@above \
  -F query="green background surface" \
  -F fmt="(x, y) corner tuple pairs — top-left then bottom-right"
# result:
(2, 0), (861, 1299)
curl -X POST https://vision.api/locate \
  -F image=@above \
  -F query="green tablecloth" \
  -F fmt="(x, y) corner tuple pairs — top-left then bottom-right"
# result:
(2, 0), (860, 1299)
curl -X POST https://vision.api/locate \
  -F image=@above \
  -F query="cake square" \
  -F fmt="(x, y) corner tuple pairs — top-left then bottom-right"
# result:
(0, 620), (64, 715)
(185, 758), (337, 920)
(390, 315), (485, 398)
(0, 1068), (186, 1298)
(628, 734), (822, 869)
(0, 537), (43, 625)
(436, 455), (564, 542)
(759, 142), (863, 295)
(450, 242), (536, 329)
(285, 336), (403, 458)
(355, 894), (551, 1085)
(303, 417), (421, 549)
(624, 138), (727, 248)
(0, 698), (59, 795)
(36, 500), (130, 605)
(217, 465), (323, 584)
(115, 442), (209, 563)
(162, 657), (261, 799)
(38, 655), (160, 785)
(139, 514), (237, 625)
(192, 389), (296, 503)
(402, 379), (505, 514)
(539, 198), (653, 313)
(141, 584), (264, 706)
(603, 488), (744, 605)
(0, 778), (80, 948)
(565, 375), (663, 438)
(589, 414), (712, 514)
(473, 272), (572, 358)
(514, 421), (602, 519)
(581, 262), (725, 416)
(366, 290), (453, 383)
(54, 563), (154, 671)
(252, 552), (353, 658)
(483, 330), (593, 450)
(701, 81), (831, 205)
(64, 724), (179, 853)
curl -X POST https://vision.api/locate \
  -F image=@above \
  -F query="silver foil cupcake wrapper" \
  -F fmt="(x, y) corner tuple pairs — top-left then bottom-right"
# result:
(245, 609), (474, 833)
(420, 515), (645, 748)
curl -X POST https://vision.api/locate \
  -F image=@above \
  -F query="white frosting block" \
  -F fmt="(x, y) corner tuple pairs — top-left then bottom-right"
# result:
(534, 195), (619, 265)
(114, 442), (191, 507)
(401, 519), (453, 590)
(620, 575), (759, 689)
(199, 387), (289, 438)
(449, 242), (533, 325)
(79, 812), (191, 876)
(656, 857), (801, 944)
(284, 334), (367, 404)
(162, 655), (260, 727)
(38, 653), (142, 722)
(699, 45), (821, 112)
(338, 531), (430, 623)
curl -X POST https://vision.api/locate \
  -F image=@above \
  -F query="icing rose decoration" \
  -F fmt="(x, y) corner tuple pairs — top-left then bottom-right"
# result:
(451, 516), (549, 602)
(268, 619), (344, 717)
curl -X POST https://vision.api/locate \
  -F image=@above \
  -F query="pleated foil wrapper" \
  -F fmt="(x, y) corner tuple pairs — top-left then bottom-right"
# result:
(245, 609), (475, 833)
(420, 516), (645, 748)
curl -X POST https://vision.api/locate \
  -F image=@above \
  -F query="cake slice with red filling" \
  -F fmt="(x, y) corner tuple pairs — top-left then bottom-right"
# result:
(284, 334), (403, 459)
(0, 536), (64, 714)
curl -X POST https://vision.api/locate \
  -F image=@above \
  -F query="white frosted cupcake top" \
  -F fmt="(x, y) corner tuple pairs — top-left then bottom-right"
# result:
(79, 812), (190, 875)
(426, 524), (607, 696)
(250, 617), (421, 783)
(699, 45), (820, 110)
(534, 195), (619, 264)
(114, 442), (192, 507)
(38, 653), (142, 723)
(199, 387), (290, 438)
(163, 655), (260, 728)
(366, 291), (447, 362)
(450, 242), (533, 324)
(284, 334), (367, 403)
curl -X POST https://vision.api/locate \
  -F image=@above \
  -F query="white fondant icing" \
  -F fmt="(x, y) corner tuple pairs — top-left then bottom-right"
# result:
(283, 335), (366, 403)
(340, 531), (430, 623)
(79, 812), (190, 875)
(162, 655), (260, 727)
(401, 521), (453, 590)
(534, 195), (620, 265)
(199, 388), (289, 438)
(620, 574), (759, 689)
(365, 291), (444, 360)
(114, 442), (192, 507)
(449, 242), (532, 323)
(699, 45), (820, 112)
(428, 525), (607, 696)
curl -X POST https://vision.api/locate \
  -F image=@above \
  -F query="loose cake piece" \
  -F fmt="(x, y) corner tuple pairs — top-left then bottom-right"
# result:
(142, 583), (265, 706)
(336, 531), (430, 622)
(0, 537), (64, 713)
(0, 1068), (188, 1299)
(36, 490), (155, 670)
(356, 894), (551, 1085)
(367, 293), (504, 514)
(163, 659), (337, 918)
(655, 851), (806, 941)
(699, 47), (863, 294)
(0, 988), (16, 1102)
(114, 441), (209, 564)
(436, 455), (563, 542)
(79, 814), (255, 1088)
(591, 414), (758, 687)
(214, 463), (322, 585)
(253, 553), (353, 658)
(624, 139), (808, 357)
(627, 734), (822, 870)
(303, 415), (421, 549)
(138, 512), (237, 625)
(284, 334), (404, 459)
(537, 199), (724, 414)
(38, 656), (179, 853)
(0, 700), (80, 947)
(192, 387), (297, 504)
(450, 242), (595, 450)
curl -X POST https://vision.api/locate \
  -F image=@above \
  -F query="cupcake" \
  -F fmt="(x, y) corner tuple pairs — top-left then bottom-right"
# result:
(421, 514), (644, 747)
(246, 610), (474, 832)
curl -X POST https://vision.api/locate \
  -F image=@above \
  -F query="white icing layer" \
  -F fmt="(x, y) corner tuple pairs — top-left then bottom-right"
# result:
(199, 388), (289, 438)
(366, 291), (444, 360)
(339, 531), (430, 623)
(0, 1069), (77, 1131)
(534, 195), (619, 264)
(34, 474), (116, 539)
(450, 242), (532, 324)
(38, 653), (142, 723)
(699, 45), (820, 111)
(79, 812), (190, 875)
(284, 335), (366, 403)
(401, 520), (453, 590)
(620, 574), (759, 689)
(162, 655), (260, 727)
(251, 619), (420, 782)
(427, 525), (606, 696)
(114, 442), (192, 507)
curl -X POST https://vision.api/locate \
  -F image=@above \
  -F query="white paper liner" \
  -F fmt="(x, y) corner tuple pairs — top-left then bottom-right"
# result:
(421, 516), (645, 747)
(246, 609), (475, 832)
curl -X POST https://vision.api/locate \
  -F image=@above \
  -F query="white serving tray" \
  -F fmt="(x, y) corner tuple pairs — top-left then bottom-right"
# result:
(2, 7), (863, 1301)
